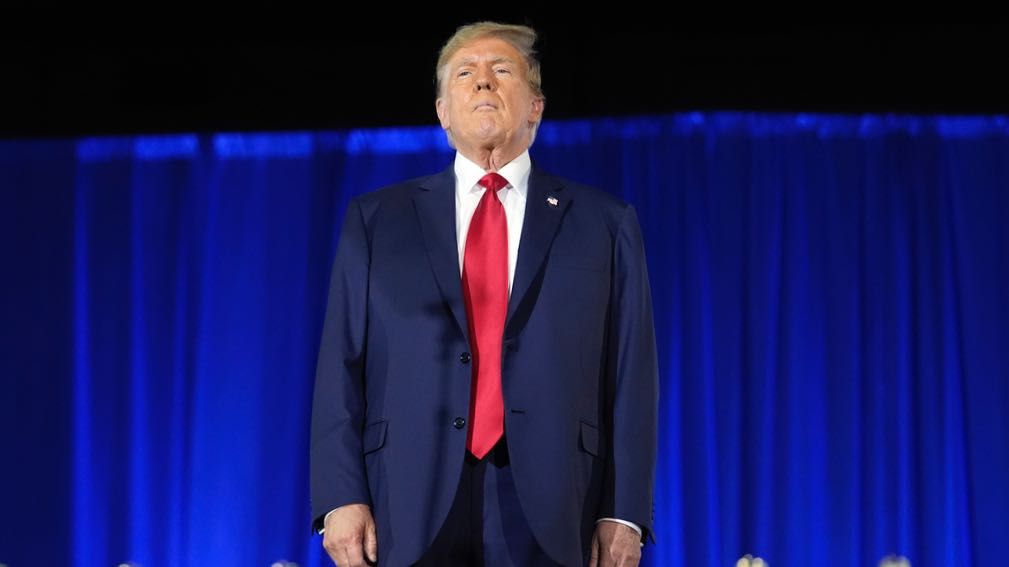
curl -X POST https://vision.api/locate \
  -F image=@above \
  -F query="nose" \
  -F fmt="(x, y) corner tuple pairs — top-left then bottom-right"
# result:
(474, 67), (496, 91)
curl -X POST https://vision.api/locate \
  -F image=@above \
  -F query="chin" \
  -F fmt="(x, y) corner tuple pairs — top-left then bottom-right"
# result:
(470, 128), (504, 145)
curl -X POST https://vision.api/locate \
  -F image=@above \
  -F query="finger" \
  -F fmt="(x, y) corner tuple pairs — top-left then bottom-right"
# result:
(345, 540), (367, 567)
(330, 545), (349, 567)
(322, 535), (343, 566)
(365, 519), (379, 563)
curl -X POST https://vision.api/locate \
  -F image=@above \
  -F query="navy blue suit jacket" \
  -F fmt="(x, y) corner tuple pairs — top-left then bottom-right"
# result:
(310, 163), (659, 566)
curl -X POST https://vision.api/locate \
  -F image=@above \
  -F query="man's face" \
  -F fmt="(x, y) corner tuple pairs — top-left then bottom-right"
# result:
(436, 36), (544, 153)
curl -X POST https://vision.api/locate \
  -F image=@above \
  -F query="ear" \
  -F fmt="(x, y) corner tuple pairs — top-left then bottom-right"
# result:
(528, 96), (545, 126)
(436, 97), (450, 130)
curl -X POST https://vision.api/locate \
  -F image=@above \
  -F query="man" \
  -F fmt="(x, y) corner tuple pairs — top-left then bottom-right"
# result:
(310, 22), (658, 566)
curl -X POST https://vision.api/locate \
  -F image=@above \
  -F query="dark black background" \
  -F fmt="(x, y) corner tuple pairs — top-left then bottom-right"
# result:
(4, 22), (1007, 138)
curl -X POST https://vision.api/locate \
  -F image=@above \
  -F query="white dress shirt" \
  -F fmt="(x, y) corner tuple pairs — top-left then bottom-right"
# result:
(453, 150), (529, 293)
(323, 151), (642, 542)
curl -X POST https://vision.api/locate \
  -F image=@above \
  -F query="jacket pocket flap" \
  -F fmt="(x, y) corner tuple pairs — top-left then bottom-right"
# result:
(579, 421), (604, 457)
(362, 420), (388, 455)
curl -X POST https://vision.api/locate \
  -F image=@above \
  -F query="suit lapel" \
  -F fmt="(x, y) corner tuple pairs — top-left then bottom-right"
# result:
(413, 166), (471, 344)
(505, 166), (570, 337)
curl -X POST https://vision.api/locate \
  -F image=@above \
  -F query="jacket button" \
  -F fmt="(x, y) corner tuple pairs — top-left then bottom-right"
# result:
(460, 352), (472, 363)
(453, 417), (466, 429)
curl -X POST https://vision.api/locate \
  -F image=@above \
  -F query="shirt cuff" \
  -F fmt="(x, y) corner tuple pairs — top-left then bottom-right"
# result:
(595, 517), (643, 538)
(317, 508), (339, 535)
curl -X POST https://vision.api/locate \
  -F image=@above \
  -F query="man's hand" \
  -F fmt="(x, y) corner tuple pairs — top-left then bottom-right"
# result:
(588, 521), (642, 567)
(322, 503), (378, 566)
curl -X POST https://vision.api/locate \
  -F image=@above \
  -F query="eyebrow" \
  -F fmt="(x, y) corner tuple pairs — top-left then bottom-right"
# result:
(455, 56), (517, 68)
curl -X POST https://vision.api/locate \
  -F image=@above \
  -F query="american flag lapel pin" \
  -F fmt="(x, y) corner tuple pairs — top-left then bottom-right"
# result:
(546, 196), (559, 207)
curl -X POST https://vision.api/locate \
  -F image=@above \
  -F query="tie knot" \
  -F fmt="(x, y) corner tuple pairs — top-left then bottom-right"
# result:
(478, 172), (510, 193)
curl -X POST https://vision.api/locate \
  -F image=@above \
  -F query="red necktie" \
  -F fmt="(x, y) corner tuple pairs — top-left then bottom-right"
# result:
(462, 172), (509, 459)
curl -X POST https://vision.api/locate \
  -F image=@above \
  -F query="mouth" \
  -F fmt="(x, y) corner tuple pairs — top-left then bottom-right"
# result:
(473, 102), (498, 111)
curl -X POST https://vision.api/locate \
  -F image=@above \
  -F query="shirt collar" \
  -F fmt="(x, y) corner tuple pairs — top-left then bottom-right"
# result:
(454, 150), (531, 201)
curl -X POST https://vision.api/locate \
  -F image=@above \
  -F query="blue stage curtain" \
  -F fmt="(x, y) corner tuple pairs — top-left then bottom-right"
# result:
(1, 113), (1006, 567)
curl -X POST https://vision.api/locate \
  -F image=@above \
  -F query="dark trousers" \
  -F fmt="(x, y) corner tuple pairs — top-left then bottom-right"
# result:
(414, 438), (561, 567)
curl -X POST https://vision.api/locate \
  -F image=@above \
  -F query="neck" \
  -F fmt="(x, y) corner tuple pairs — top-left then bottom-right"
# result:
(457, 142), (526, 172)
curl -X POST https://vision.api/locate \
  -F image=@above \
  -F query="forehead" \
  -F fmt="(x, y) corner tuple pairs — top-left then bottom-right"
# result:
(448, 36), (524, 67)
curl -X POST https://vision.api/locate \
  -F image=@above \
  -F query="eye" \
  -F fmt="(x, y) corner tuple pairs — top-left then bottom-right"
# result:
(457, 70), (472, 78)
(495, 68), (511, 75)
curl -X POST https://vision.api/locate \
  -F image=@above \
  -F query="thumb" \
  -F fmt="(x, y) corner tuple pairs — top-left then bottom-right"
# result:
(588, 530), (599, 567)
(365, 517), (378, 563)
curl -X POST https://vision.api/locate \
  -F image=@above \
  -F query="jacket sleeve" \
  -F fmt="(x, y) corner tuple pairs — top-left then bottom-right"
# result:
(309, 198), (372, 533)
(601, 203), (659, 543)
